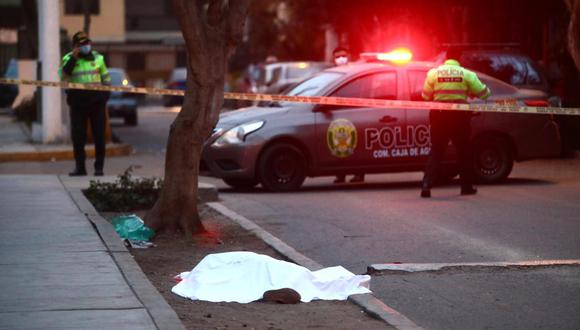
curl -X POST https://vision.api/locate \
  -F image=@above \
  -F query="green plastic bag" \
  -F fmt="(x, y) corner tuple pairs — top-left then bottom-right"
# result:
(112, 215), (155, 241)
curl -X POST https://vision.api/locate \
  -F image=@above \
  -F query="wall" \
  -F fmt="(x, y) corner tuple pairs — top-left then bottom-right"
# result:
(59, 0), (125, 43)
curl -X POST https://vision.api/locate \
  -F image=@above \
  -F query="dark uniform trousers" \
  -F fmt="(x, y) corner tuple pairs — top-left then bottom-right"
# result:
(69, 101), (106, 172)
(422, 110), (474, 189)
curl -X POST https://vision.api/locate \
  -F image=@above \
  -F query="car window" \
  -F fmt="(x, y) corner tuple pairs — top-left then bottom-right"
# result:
(461, 53), (500, 79)
(170, 68), (187, 81)
(502, 55), (527, 85)
(408, 70), (428, 100)
(331, 72), (397, 100)
(461, 53), (523, 85)
(479, 76), (517, 95)
(286, 72), (343, 97)
(525, 61), (543, 85)
(271, 67), (283, 84)
(461, 53), (545, 87)
(286, 64), (329, 80)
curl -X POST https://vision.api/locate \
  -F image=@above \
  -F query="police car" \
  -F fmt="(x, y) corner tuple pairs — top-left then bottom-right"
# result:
(202, 49), (560, 192)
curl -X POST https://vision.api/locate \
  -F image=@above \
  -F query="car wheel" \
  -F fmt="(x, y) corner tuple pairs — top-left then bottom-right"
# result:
(258, 143), (306, 192)
(125, 112), (138, 126)
(223, 178), (258, 190)
(473, 137), (514, 184)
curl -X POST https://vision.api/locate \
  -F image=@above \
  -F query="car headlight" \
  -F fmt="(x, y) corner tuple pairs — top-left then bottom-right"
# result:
(212, 121), (264, 147)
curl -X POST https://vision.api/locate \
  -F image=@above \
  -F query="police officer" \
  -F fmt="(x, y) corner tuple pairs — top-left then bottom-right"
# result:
(59, 31), (111, 176)
(420, 47), (491, 198)
(332, 46), (365, 184)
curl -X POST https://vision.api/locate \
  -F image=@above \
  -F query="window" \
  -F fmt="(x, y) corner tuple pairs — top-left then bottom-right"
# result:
(525, 62), (543, 85)
(126, 52), (145, 71)
(462, 53), (545, 87)
(408, 70), (428, 101)
(176, 51), (187, 67)
(65, 0), (100, 15)
(332, 72), (397, 100)
(500, 55), (526, 86)
(479, 77), (517, 95)
(286, 72), (342, 97)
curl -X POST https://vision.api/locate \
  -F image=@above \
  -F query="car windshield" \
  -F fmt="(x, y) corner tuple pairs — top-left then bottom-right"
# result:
(170, 68), (187, 81)
(286, 64), (329, 80)
(286, 72), (343, 97)
(268, 72), (342, 107)
(461, 53), (545, 87)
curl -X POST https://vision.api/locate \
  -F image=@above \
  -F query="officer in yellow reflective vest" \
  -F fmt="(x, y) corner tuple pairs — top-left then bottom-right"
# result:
(420, 47), (491, 198)
(59, 31), (111, 176)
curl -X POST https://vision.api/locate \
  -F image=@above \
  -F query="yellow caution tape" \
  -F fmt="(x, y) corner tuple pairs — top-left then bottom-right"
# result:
(2, 78), (579, 116)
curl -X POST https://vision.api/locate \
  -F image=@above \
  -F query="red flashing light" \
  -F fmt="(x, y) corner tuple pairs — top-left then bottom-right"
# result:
(377, 48), (413, 65)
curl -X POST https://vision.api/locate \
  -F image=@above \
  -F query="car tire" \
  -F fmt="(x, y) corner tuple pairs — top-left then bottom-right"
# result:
(258, 143), (306, 192)
(223, 178), (258, 190)
(473, 137), (514, 184)
(125, 112), (138, 126)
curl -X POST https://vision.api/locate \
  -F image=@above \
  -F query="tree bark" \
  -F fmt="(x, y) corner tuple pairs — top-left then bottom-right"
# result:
(566, 0), (580, 70)
(145, 0), (249, 239)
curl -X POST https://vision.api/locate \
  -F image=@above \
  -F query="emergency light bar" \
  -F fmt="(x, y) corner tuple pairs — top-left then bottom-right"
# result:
(360, 48), (413, 65)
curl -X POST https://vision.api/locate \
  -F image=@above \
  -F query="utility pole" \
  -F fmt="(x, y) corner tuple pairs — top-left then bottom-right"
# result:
(37, 0), (62, 143)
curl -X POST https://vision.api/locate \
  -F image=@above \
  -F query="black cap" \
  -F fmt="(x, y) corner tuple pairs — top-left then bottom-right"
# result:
(72, 31), (91, 45)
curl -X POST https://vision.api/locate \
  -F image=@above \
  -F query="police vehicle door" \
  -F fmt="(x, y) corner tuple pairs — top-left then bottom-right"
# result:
(314, 71), (406, 170)
(405, 70), (434, 166)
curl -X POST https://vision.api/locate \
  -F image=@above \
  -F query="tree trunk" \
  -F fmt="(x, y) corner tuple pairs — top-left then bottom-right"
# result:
(145, 0), (249, 239)
(145, 78), (223, 237)
(567, 0), (580, 70)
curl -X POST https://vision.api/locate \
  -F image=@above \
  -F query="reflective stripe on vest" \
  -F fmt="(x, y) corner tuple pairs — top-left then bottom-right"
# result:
(60, 51), (110, 85)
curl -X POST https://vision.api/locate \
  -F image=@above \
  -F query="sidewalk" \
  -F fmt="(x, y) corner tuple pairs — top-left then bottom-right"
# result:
(0, 112), (411, 329)
(0, 175), (184, 329)
(0, 112), (131, 162)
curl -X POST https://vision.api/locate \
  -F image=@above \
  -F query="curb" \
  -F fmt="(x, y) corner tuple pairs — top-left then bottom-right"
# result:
(369, 260), (580, 274)
(59, 175), (187, 330)
(0, 143), (132, 162)
(207, 202), (423, 330)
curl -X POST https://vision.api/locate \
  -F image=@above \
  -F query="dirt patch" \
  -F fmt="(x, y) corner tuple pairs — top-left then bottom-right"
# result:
(102, 205), (391, 330)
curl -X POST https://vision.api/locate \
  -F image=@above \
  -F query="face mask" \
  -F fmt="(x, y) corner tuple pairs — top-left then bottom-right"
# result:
(79, 44), (92, 55)
(334, 56), (348, 66)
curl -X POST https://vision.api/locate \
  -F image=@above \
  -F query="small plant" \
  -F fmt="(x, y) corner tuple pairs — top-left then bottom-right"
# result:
(13, 94), (38, 127)
(83, 166), (163, 212)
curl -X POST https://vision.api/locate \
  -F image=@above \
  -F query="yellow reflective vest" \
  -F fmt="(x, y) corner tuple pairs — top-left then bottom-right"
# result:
(59, 51), (111, 107)
(59, 51), (110, 85)
(422, 59), (491, 103)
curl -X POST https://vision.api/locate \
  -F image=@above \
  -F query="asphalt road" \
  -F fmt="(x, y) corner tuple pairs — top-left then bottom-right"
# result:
(3, 107), (579, 329)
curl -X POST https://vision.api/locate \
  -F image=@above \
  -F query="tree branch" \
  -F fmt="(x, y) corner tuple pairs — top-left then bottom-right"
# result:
(172, 0), (207, 68)
(207, 0), (226, 26)
(226, 0), (250, 51)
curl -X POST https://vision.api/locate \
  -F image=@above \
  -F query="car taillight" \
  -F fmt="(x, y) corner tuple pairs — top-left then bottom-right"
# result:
(524, 100), (549, 107)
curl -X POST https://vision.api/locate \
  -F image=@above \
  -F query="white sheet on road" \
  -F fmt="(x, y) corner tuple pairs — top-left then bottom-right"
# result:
(171, 251), (372, 303)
